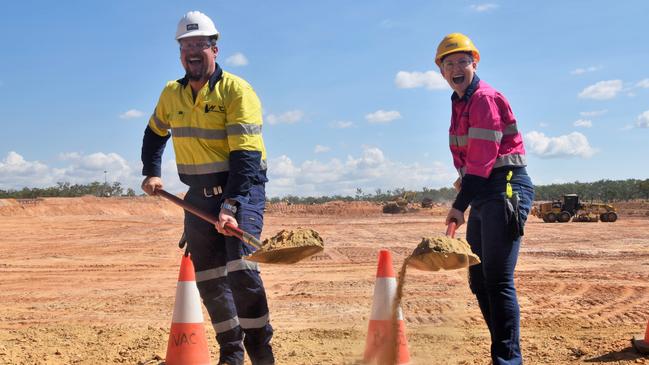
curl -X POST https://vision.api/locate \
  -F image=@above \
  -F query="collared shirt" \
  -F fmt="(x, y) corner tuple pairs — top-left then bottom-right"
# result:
(141, 63), (267, 202)
(449, 75), (527, 212)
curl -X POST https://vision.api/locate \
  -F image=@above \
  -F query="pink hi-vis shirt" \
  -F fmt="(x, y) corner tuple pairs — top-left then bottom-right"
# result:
(449, 78), (526, 179)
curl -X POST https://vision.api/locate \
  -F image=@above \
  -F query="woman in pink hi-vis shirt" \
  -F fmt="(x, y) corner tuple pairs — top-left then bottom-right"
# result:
(436, 33), (535, 365)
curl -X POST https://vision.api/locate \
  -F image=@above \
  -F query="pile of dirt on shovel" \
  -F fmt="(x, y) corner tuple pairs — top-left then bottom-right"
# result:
(412, 236), (474, 256)
(261, 228), (324, 250)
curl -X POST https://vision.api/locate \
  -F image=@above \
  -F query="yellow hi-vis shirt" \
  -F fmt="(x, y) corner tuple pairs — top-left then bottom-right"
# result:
(147, 66), (267, 188)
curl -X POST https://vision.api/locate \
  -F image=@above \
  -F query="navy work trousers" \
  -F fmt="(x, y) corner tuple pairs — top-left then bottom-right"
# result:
(183, 183), (274, 365)
(466, 168), (534, 365)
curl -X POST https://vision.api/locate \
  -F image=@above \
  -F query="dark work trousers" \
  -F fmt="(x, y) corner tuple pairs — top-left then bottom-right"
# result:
(466, 167), (534, 365)
(184, 183), (274, 365)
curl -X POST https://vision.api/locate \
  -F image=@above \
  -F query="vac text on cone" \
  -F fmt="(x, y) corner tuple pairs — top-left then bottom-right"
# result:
(166, 254), (211, 365)
(364, 249), (410, 364)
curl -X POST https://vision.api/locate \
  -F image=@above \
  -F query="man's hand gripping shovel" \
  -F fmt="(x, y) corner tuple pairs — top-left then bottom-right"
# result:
(156, 188), (323, 264)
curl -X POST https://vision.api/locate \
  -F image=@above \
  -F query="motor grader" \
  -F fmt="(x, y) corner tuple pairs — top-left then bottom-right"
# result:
(531, 194), (618, 223)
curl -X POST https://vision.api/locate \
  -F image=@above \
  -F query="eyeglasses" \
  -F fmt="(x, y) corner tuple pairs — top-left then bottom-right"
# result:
(179, 39), (214, 51)
(442, 58), (473, 71)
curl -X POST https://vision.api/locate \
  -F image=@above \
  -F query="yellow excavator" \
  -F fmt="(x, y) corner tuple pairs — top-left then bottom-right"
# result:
(531, 194), (617, 223)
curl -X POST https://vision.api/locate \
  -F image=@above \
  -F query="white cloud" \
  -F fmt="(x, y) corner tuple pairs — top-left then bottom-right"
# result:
(0, 151), (138, 190)
(395, 70), (448, 90)
(314, 145), (330, 153)
(266, 147), (455, 197)
(365, 110), (402, 124)
(225, 52), (249, 67)
(0, 152), (50, 188)
(119, 109), (145, 119)
(0, 151), (188, 194)
(330, 120), (354, 129)
(524, 131), (596, 158)
(637, 110), (649, 128)
(57, 152), (134, 184)
(573, 119), (592, 128)
(636, 79), (649, 88)
(580, 109), (607, 117)
(539, 122), (549, 128)
(578, 80), (623, 100)
(570, 66), (601, 75)
(470, 3), (499, 12)
(266, 110), (304, 125)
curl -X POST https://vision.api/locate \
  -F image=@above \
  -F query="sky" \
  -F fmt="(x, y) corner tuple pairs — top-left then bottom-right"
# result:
(1, 1), (648, 197)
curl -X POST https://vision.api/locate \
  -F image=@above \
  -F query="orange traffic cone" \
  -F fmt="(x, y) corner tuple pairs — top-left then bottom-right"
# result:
(632, 319), (649, 354)
(165, 254), (212, 365)
(363, 249), (410, 365)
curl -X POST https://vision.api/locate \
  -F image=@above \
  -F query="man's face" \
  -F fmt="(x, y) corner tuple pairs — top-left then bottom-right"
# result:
(179, 36), (218, 81)
(440, 52), (477, 96)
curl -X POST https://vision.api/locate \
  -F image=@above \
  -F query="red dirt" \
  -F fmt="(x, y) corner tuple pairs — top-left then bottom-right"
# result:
(0, 197), (648, 364)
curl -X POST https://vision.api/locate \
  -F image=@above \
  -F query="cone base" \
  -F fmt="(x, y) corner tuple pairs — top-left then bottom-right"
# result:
(632, 336), (649, 354)
(166, 322), (211, 365)
(364, 319), (410, 364)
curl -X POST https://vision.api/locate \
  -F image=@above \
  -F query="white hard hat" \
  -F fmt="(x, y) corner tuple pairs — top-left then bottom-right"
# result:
(175, 11), (220, 41)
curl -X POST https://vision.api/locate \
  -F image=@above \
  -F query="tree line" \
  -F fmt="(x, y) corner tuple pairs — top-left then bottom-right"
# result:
(269, 178), (649, 204)
(1, 178), (648, 202)
(0, 182), (136, 199)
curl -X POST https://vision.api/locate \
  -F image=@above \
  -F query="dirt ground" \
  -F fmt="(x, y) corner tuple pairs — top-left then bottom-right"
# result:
(1, 197), (648, 364)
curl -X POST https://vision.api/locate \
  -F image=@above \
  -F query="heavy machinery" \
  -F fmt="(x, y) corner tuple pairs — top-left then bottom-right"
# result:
(531, 194), (617, 223)
(383, 192), (417, 214)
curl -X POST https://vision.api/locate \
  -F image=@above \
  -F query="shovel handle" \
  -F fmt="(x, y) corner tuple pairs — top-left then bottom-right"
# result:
(446, 218), (457, 238)
(155, 188), (261, 250)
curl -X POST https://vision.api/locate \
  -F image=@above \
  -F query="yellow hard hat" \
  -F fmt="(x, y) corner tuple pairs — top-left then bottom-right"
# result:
(435, 33), (480, 67)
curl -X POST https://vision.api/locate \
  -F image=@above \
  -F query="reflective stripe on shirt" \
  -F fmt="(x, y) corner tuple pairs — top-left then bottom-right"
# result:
(172, 127), (227, 139)
(494, 153), (527, 168)
(468, 127), (503, 143)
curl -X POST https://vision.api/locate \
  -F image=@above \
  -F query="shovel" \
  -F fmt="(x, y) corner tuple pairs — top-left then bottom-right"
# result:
(406, 219), (480, 271)
(156, 188), (323, 264)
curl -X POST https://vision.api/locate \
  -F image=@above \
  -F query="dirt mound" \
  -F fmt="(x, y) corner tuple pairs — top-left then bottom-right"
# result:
(266, 201), (383, 216)
(0, 196), (183, 218)
(613, 200), (649, 218)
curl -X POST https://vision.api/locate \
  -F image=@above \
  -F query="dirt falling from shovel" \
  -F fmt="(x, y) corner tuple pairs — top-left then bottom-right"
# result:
(381, 236), (478, 364)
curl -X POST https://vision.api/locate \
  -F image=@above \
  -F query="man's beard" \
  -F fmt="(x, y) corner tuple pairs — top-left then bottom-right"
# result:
(186, 65), (209, 81)
(184, 57), (210, 81)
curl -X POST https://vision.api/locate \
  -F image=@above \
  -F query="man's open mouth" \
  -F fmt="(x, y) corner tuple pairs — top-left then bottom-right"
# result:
(187, 57), (203, 66)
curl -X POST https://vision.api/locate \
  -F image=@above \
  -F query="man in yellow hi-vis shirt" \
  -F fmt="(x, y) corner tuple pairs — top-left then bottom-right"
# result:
(140, 11), (273, 365)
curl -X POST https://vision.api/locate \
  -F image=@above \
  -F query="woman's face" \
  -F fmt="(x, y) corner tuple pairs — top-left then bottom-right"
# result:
(440, 52), (477, 97)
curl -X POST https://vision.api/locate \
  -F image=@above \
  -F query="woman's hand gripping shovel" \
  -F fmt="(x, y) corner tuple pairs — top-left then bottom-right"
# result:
(406, 219), (480, 271)
(156, 188), (324, 264)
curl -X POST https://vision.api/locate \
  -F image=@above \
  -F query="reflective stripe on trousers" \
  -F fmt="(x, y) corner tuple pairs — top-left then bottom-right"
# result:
(184, 183), (274, 365)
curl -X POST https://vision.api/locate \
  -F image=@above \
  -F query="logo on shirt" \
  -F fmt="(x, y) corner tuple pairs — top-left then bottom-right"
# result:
(204, 104), (225, 113)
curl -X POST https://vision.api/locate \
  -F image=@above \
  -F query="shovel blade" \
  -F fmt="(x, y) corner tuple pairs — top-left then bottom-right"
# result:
(245, 245), (324, 264)
(407, 251), (480, 271)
